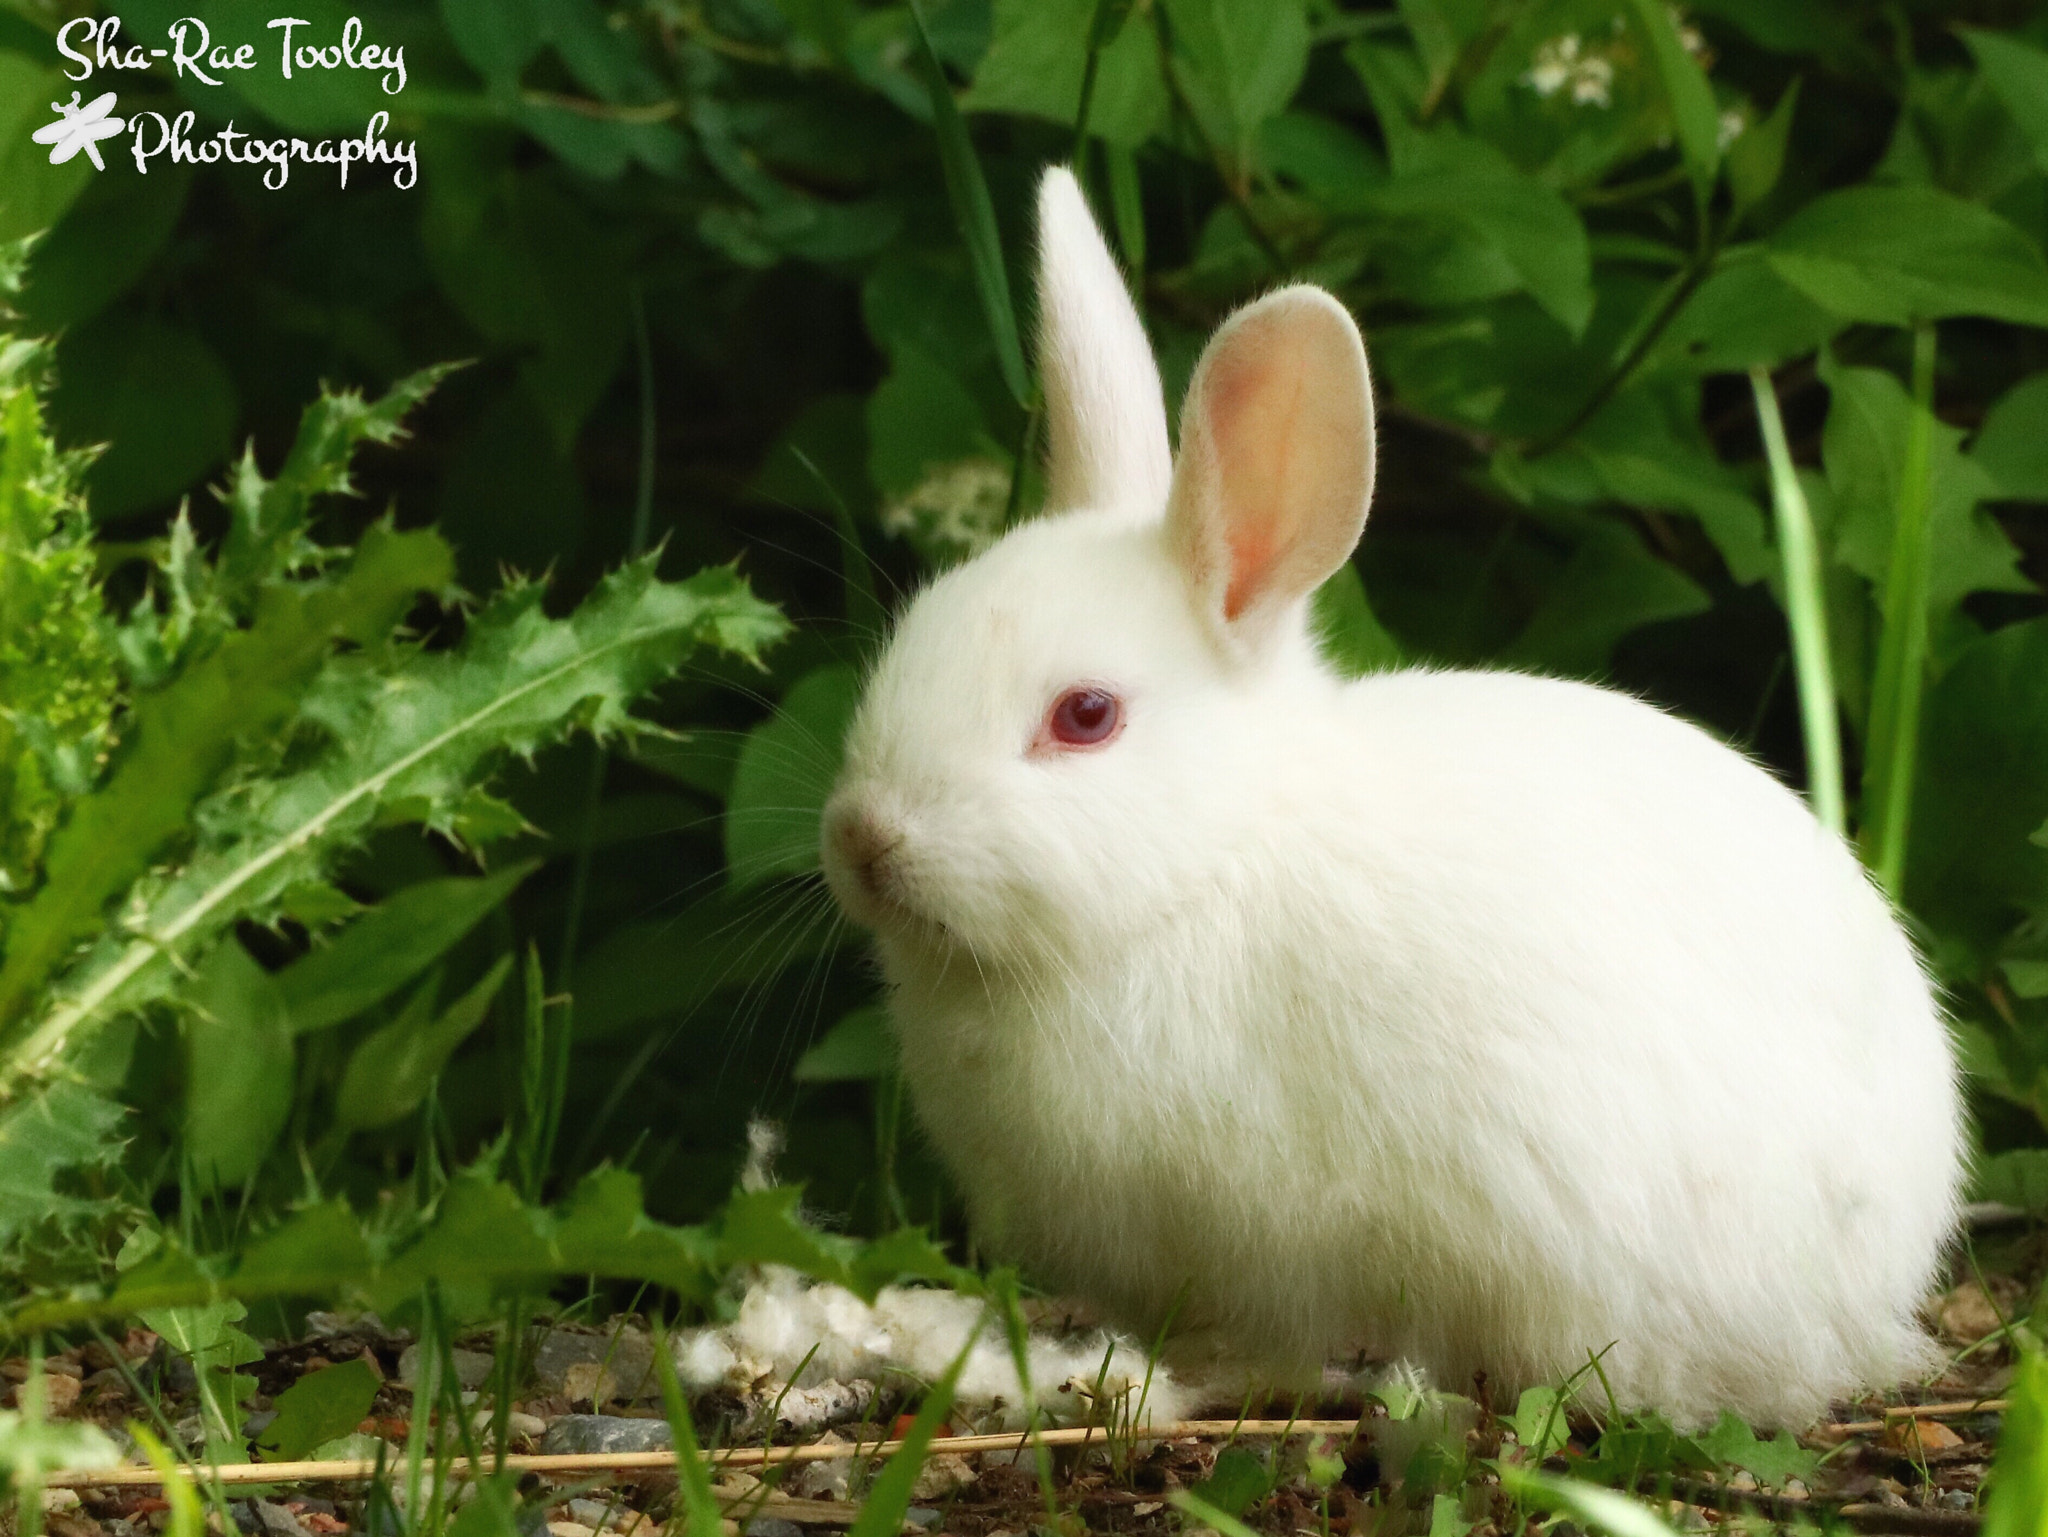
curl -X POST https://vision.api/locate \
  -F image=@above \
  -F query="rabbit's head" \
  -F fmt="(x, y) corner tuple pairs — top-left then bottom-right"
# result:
(821, 167), (1376, 973)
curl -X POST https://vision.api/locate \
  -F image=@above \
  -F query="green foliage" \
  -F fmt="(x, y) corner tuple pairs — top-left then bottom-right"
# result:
(1985, 1348), (2048, 1537)
(1, 0), (2048, 1446)
(255, 1359), (383, 1463)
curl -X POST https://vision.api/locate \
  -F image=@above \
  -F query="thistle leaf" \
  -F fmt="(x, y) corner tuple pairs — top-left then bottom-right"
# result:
(0, 558), (786, 1102)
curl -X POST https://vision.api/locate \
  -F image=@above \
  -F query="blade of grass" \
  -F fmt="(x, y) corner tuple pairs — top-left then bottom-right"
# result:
(991, 1271), (1058, 1523)
(1500, 1466), (1685, 1537)
(789, 446), (886, 649)
(1071, 0), (1134, 165)
(1858, 320), (1940, 896)
(845, 1316), (983, 1537)
(1106, 143), (1146, 277)
(1749, 366), (1845, 836)
(906, 0), (1030, 407)
(128, 1426), (204, 1537)
(1170, 1488), (1264, 1537)
(654, 1328), (725, 1537)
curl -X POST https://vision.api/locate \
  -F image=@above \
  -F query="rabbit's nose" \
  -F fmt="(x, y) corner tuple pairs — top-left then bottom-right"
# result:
(825, 802), (903, 901)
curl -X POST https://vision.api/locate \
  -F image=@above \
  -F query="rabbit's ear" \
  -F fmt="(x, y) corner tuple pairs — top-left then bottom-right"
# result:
(1036, 167), (1172, 514)
(1167, 285), (1375, 649)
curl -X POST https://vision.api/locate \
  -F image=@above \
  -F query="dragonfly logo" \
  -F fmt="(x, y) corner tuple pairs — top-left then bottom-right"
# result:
(31, 90), (126, 171)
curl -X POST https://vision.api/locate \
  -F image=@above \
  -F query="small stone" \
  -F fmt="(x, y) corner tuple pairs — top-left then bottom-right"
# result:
(563, 1362), (617, 1408)
(42, 1490), (83, 1514)
(910, 1454), (974, 1502)
(539, 1416), (673, 1455)
(547, 1524), (598, 1537)
(41, 1373), (82, 1415)
(565, 1500), (631, 1531)
(397, 1345), (494, 1391)
(741, 1521), (802, 1537)
(251, 1504), (311, 1537)
(226, 1505), (260, 1535)
(531, 1327), (657, 1403)
(713, 1474), (762, 1501)
(773, 1380), (877, 1436)
(1938, 1279), (2021, 1344)
(904, 1510), (942, 1530)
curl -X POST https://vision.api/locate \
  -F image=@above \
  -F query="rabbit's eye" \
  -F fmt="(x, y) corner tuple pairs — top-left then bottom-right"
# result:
(1048, 687), (1121, 748)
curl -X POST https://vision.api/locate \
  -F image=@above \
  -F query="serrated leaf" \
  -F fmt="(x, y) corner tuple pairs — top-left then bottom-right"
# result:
(1692, 1412), (1818, 1487)
(0, 1078), (125, 1246)
(0, 560), (787, 1104)
(278, 865), (536, 1035)
(218, 363), (464, 603)
(1509, 1387), (1570, 1460)
(0, 523), (455, 1037)
(255, 1359), (382, 1462)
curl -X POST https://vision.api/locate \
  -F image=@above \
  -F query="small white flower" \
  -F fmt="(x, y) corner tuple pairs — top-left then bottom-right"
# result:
(880, 456), (1012, 566)
(1717, 106), (1746, 150)
(1524, 34), (1614, 109)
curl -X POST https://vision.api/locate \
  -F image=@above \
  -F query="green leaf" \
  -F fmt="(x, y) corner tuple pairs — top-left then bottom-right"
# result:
(256, 1359), (382, 1462)
(1973, 1149), (2048, 1215)
(1982, 1348), (2048, 1537)
(440, 0), (546, 88)
(1692, 1412), (1818, 1487)
(1908, 618), (2048, 953)
(0, 523), (455, 1037)
(1620, 0), (1722, 205)
(1726, 79), (1799, 218)
(963, 0), (1166, 147)
(1337, 132), (1593, 336)
(0, 56), (94, 244)
(1819, 358), (2030, 630)
(142, 1296), (263, 1459)
(1768, 186), (2048, 328)
(184, 940), (296, 1193)
(277, 865), (535, 1035)
(0, 559), (786, 1105)
(725, 663), (861, 889)
(1961, 29), (2048, 178)
(1191, 1446), (1276, 1518)
(218, 363), (461, 606)
(48, 313), (238, 520)
(335, 954), (514, 1131)
(1649, 254), (1842, 374)
(1312, 562), (1401, 677)
(908, 0), (1031, 407)
(1161, 0), (1310, 185)
(19, 164), (194, 331)
(1169, 1489), (1264, 1537)
(1509, 1387), (1570, 1460)
(795, 1005), (895, 1082)
(0, 1410), (120, 1482)
(0, 1079), (125, 1247)
(1503, 517), (1711, 676)
(1974, 373), (2048, 502)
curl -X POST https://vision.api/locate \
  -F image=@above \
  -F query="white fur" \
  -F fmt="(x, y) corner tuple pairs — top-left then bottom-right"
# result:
(673, 1270), (1192, 1428)
(819, 168), (1964, 1429)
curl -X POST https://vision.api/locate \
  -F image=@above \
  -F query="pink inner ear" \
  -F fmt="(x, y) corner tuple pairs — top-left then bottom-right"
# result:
(1207, 345), (1307, 621)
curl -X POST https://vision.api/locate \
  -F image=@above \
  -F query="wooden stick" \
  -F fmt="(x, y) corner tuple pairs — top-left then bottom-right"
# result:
(1827, 1400), (2007, 1436)
(43, 1420), (1368, 1489)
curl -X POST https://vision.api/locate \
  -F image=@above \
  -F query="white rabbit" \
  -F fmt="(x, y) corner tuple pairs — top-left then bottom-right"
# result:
(818, 166), (1963, 1428)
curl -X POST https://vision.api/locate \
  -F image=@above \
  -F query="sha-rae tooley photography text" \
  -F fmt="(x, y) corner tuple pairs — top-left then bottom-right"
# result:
(40, 13), (415, 189)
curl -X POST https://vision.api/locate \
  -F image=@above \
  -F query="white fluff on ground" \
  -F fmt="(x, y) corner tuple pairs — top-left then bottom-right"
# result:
(673, 1268), (1193, 1429)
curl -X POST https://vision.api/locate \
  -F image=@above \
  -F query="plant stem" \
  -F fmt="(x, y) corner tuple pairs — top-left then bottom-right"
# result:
(1858, 321), (1939, 898)
(1528, 247), (1717, 456)
(1749, 366), (1845, 837)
